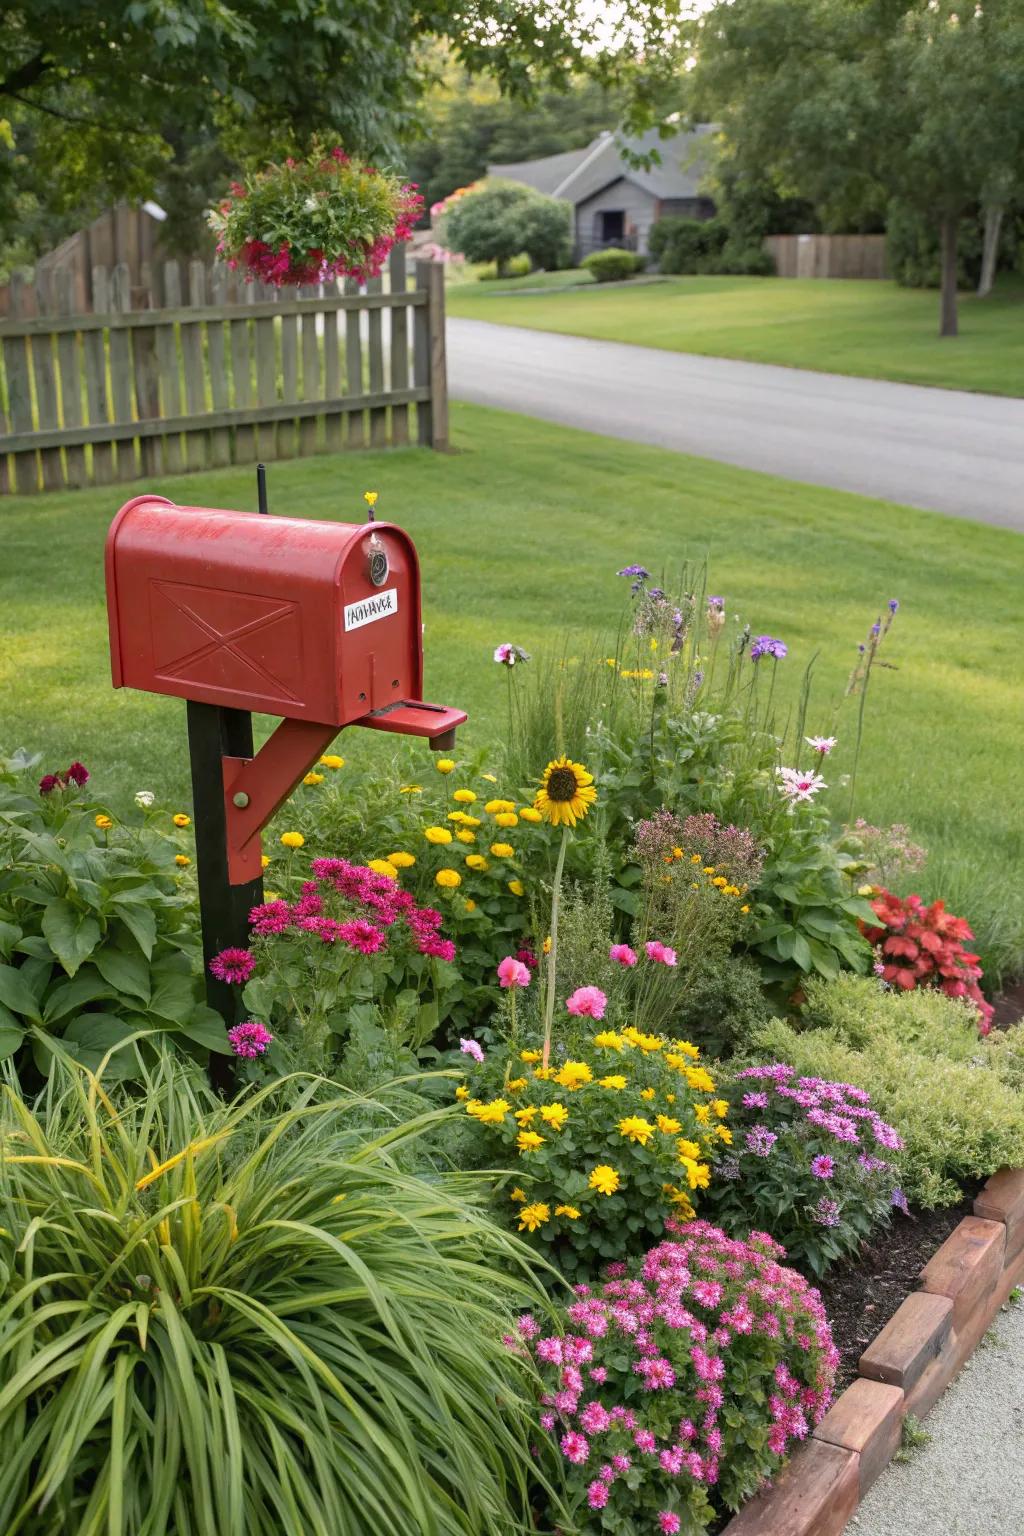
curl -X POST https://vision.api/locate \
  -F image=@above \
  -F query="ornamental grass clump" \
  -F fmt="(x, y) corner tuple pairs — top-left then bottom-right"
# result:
(706, 1063), (905, 1277)
(0, 1052), (566, 1536)
(518, 1221), (837, 1533)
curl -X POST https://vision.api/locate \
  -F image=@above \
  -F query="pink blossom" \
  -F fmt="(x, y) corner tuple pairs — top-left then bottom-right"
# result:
(459, 1037), (484, 1063)
(659, 1516), (682, 1535)
(565, 986), (607, 1019)
(336, 919), (387, 954)
(227, 1020), (273, 1058)
(497, 956), (532, 989)
(645, 940), (678, 966)
(609, 943), (638, 966)
(586, 1480), (609, 1509)
(209, 947), (255, 985)
(560, 1431), (589, 1465)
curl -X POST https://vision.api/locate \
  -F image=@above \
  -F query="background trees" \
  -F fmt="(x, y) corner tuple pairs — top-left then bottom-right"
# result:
(440, 183), (572, 274)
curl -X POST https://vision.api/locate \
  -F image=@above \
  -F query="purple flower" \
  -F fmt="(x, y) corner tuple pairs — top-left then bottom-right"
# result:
(812, 1197), (841, 1228)
(871, 619), (881, 637)
(227, 1020), (273, 1058)
(810, 1155), (835, 1180)
(459, 1037), (484, 1063)
(891, 1187), (910, 1214)
(750, 635), (787, 662)
(617, 564), (650, 581)
(745, 1125), (777, 1158)
(742, 1091), (769, 1109)
(707, 596), (725, 611)
(209, 947), (256, 985)
(888, 599), (899, 613)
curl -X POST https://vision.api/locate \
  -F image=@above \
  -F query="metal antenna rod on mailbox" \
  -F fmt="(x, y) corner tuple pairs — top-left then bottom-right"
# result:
(104, 484), (467, 1053)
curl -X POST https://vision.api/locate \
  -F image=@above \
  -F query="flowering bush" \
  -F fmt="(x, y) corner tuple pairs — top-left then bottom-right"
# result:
(518, 1221), (837, 1532)
(841, 819), (927, 888)
(209, 143), (423, 286)
(458, 1024), (728, 1276)
(706, 1063), (905, 1276)
(238, 857), (459, 1070)
(862, 888), (993, 1032)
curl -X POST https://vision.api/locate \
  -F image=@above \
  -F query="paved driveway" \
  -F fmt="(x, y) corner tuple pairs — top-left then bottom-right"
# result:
(447, 318), (1024, 532)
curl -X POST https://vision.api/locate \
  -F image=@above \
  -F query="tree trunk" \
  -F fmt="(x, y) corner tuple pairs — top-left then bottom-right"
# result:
(939, 215), (959, 338)
(977, 205), (1004, 298)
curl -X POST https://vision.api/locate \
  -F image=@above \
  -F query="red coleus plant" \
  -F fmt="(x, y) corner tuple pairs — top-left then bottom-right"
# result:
(861, 889), (993, 1034)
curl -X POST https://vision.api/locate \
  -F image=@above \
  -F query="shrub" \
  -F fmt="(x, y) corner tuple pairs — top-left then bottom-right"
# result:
(442, 181), (572, 274)
(457, 1022), (728, 1276)
(670, 953), (774, 1058)
(706, 1062), (904, 1277)
(862, 888), (993, 1032)
(753, 987), (1024, 1208)
(648, 215), (727, 274)
(581, 248), (643, 282)
(520, 1221), (838, 1532)
(0, 750), (224, 1077)
(479, 252), (532, 279)
(0, 1053), (566, 1536)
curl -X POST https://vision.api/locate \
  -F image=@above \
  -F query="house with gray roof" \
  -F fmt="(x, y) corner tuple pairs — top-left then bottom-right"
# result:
(488, 124), (717, 262)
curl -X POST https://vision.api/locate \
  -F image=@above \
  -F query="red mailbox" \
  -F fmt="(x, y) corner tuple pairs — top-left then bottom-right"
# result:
(104, 494), (466, 888)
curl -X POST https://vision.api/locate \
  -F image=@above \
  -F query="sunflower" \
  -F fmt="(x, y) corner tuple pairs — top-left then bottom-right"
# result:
(533, 757), (597, 827)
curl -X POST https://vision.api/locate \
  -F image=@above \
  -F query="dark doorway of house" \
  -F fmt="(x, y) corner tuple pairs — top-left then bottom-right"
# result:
(599, 210), (625, 244)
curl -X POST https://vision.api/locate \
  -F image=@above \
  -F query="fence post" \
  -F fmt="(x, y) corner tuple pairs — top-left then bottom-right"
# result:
(427, 261), (448, 452)
(55, 269), (86, 488)
(2, 275), (37, 493)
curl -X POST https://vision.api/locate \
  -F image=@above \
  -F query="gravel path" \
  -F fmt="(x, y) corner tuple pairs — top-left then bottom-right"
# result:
(850, 1295), (1024, 1536)
(446, 318), (1024, 532)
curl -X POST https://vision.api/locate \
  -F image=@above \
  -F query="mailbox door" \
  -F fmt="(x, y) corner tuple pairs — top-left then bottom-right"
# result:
(335, 524), (423, 721)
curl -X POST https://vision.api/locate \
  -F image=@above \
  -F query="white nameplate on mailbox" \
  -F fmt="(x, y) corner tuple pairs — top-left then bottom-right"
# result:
(344, 588), (399, 632)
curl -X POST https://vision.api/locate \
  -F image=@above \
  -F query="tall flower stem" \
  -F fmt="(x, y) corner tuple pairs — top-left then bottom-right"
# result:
(542, 825), (570, 1067)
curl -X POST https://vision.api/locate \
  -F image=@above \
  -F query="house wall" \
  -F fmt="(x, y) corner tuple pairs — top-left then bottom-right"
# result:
(574, 181), (661, 260)
(658, 196), (717, 222)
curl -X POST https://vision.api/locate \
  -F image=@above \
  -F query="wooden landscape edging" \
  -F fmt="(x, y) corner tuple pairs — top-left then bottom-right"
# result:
(722, 1168), (1024, 1536)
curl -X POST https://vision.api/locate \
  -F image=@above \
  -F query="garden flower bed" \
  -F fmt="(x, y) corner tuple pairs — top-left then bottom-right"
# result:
(2, 555), (1022, 1536)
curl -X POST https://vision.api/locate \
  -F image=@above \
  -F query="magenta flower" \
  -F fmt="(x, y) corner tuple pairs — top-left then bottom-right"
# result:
(493, 642), (530, 667)
(497, 956), (531, 989)
(609, 943), (638, 967)
(805, 735), (837, 756)
(659, 1516), (682, 1535)
(586, 1480), (609, 1509)
(560, 1431), (590, 1465)
(336, 919), (387, 954)
(645, 940), (677, 966)
(565, 986), (607, 1019)
(38, 774), (62, 795)
(745, 1125), (777, 1158)
(227, 1020), (273, 1058)
(66, 761), (90, 787)
(777, 766), (827, 805)
(810, 1154), (835, 1180)
(459, 1037), (485, 1063)
(209, 947), (256, 985)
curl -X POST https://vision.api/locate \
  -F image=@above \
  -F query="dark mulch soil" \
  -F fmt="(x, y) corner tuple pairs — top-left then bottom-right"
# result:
(817, 1182), (984, 1392)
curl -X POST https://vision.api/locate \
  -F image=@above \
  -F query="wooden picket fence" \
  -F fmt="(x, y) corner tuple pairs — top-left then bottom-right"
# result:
(763, 233), (889, 280)
(0, 248), (448, 495)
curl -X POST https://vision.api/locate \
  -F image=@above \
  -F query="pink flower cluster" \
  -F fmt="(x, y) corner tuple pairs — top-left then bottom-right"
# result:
(520, 1222), (837, 1528)
(227, 1020), (274, 1058)
(734, 1064), (903, 1155)
(246, 858), (457, 962)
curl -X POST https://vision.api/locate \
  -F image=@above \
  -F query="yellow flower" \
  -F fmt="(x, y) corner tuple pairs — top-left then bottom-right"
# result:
(508, 879), (525, 896)
(368, 859), (399, 879)
(455, 1085), (470, 1101)
(436, 868), (461, 889)
(666, 1093), (676, 1105)
(456, 829), (476, 844)
(264, 891), (281, 901)
(494, 812), (519, 828)
(447, 811), (467, 824)
(685, 1067), (717, 1094)
(672, 1040), (701, 1060)
(600, 1074), (628, 1091)
(175, 854), (191, 867)
(620, 667), (654, 681)
(520, 1049), (541, 1063)
(589, 1164), (621, 1196)
(555, 1204), (581, 1220)
(172, 814), (191, 828)
(363, 490), (378, 508)
(741, 904), (751, 914)
(683, 1159), (711, 1191)
(518, 1202), (550, 1232)
(506, 1077), (528, 1091)
(435, 759), (455, 775)
(640, 1087), (656, 1101)
(464, 899), (477, 912)
(280, 831), (305, 849)
(540, 1102), (569, 1130)
(533, 1064), (555, 1080)
(858, 882), (875, 897)
(453, 788), (477, 804)
(666, 1187), (697, 1220)
(514, 1106), (537, 1125)
(677, 1139), (702, 1161)
(460, 814), (482, 828)
(533, 756), (597, 827)
(712, 876), (728, 888)
(554, 1060), (593, 1091)
(94, 814), (114, 830)
(424, 826), (453, 845)
(712, 1099), (730, 1118)
(466, 854), (489, 872)
(672, 846), (684, 860)
(484, 799), (516, 815)
(467, 1097), (510, 1125)
(303, 771), (325, 786)
(593, 1031), (624, 1051)
(388, 851), (416, 868)
(261, 855), (271, 869)
(518, 806), (543, 824)
(320, 754), (345, 769)
(509, 1187), (527, 1203)
(399, 785), (422, 794)
(481, 773), (498, 783)
(490, 842), (514, 858)
(657, 1115), (682, 1135)
(716, 1125), (734, 1145)
(703, 866), (716, 875)
(694, 1105), (711, 1125)
(618, 1116), (654, 1146)
(516, 1129), (546, 1153)
(542, 937), (552, 955)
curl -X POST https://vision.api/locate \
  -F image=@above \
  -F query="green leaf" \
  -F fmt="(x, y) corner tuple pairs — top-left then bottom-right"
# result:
(0, 919), (22, 959)
(44, 968), (117, 1022)
(41, 899), (102, 977)
(93, 947), (152, 1004)
(791, 932), (813, 971)
(0, 1022), (24, 1061)
(177, 1006), (231, 1054)
(112, 900), (157, 959)
(148, 966), (199, 1025)
(0, 962), (43, 1021)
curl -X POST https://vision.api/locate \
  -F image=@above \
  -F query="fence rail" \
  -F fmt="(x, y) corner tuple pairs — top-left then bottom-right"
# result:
(0, 249), (448, 496)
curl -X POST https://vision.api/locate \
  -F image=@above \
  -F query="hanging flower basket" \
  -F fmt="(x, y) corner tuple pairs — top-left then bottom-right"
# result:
(209, 144), (423, 287)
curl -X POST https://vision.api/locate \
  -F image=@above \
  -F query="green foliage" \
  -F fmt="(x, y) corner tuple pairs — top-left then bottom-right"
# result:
(0, 752), (223, 1077)
(442, 181), (572, 273)
(581, 247), (644, 282)
(670, 954), (774, 1059)
(0, 1051), (566, 1536)
(649, 216), (728, 273)
(479, 252), (533, 279)
(753, 977), (1024, 1208)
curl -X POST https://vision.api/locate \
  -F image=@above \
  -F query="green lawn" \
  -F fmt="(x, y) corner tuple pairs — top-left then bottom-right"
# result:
(446, 274), (1024, 396)
(1, 402), (1022, 980)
